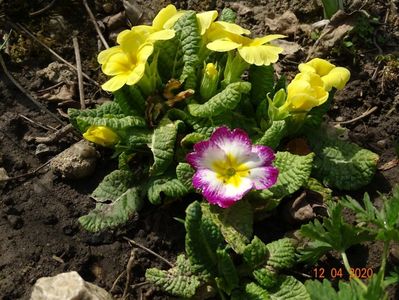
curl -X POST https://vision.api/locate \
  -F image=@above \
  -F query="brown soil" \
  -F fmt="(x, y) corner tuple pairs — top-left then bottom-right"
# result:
(1, 0), (398, 299)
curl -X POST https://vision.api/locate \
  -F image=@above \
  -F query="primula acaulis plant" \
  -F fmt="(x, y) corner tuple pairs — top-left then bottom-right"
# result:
(68, 5), (380, 289)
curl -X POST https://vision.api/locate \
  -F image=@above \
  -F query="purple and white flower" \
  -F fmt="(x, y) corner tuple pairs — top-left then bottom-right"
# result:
(186, 127), (278, 208)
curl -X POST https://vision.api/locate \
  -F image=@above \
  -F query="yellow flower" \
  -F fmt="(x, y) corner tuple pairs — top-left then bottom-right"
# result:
(130, 4), (184, 42)
(205, 62), (218, 77)
(196, 11), (218, 35)
(83, 126), (119, 147)
(206, 27), (285, 66)
(282, 72), (329, 112)
(298, 58), (350, 91)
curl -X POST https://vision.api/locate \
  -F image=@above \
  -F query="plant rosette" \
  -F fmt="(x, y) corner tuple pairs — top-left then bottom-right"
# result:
(68, 4), (379, 246)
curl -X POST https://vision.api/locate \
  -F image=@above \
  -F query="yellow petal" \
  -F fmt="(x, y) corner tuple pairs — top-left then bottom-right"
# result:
(287, 79), (328, 111)
(101, 74), (129, 92)
(300, 58), (335, 76)
(214, 21), (250, 35)
(117, 29), (147, 53)
(152, 4), (178, 30)
(250, 34), (286, 46)
(83, 126), (119, 147)
(148, 29), (175, 41)
(126, 63), (145, 85)
(101, 52), (131, 75)
(163, 11), (186, 29)
(196, 10), (218, 35)
(137, 43), (154, 62)
(98, 46), (122, 64)
(207, 39), (241, 52)
(238, 44), (283, 66)
(322, 67), (351, 91)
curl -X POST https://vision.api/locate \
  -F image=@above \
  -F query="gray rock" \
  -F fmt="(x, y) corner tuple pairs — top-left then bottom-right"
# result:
(30, 271), (113, 300)
(50, 140), (99, 179)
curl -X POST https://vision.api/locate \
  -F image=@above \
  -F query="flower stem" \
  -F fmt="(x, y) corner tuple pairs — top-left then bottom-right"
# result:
(341, 251), (368, 291)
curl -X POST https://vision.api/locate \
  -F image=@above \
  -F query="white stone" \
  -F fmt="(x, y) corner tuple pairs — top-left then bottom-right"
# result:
(30, 271), (113, 300)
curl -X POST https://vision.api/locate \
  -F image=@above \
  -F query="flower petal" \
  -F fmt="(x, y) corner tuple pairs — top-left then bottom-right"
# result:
(207, 39), (241, 52)
(101, 52), (131, 75)
(214, 21), (251, 35)
(126, 63), (145, 85)
(322, 66), (351, 91)
(250, 145), (276, 166)
(186, 141), (225, 169)
(209, 127), (252, 160)
(248, 166), (279, 189)
(193, 169), (253, 208)
(197, 10), (218, 35)
(250, 34), (286, 46)
(238, 44), (283, 66)
(101, 74), (129, 92)
(299, 58), (335, 76)
(152, 4), (178, 29)
(163, 11), (186, 29)
(148, 29), (175, 41)
(98, 46), (123, 64)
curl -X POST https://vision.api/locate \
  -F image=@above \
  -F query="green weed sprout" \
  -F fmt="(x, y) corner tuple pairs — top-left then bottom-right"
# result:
(321, 0), (344, 19)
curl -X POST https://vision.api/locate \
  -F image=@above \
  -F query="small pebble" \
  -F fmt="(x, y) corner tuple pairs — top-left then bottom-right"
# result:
(35, 144), (52, 156)
(335, 116), (344, 122)
(7, 215), (24, 229)
(376, 139), (387, 149)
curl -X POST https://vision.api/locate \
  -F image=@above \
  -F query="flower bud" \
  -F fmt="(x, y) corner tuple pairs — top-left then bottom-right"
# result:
(200, 63), (219, 100)
(83, 125), (119, 147)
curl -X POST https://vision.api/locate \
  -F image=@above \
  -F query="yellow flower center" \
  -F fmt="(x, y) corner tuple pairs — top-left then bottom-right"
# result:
(212, 153), (250, 187)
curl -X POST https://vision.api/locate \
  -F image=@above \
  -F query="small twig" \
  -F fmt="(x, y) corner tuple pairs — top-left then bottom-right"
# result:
(9, 22), (100, 87)
(334, 106), (378, 125)
(0, 161), (50, 183)
(123, 249), (136, 299)
(19, 114), (58, 131)
(83, 0), (109, 49)
(123, 237), (174, 268)
(27, 124), (75, 144)
(72, 37), (86, 109)
(29, 0), (57, 17)
(110, 270), (126, 293)
(36, 81), (64, 94)
(0, 53), (65, 125)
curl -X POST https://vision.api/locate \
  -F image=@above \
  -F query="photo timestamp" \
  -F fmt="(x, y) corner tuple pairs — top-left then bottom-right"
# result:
(313, 267), (374, 280)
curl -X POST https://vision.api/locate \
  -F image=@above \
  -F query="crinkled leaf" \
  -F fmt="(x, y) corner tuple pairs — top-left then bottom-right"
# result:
(308, 129), (379, 190)
(113, 85), (145, 115)
(205, 201), (253, 254)
(266, 238), (296, 270)
(176, 163), (195, 191)
(253, 268), (278, 290)
(220, 7), (237, 22)
(188, 81), (251, 117)
(216, 248), (239, 294)
(255, 120), (288, 149)
(185, 201), (224, 276)
(91, 170), (133, 202)
(270, 276), (310, 300)
(245, 282), (270, 300)
(304, 177), (333, 202)
(149, 118), (178, 176)
(79, 187), (143, 232)
(249, 65), (274, 106)
(180, 132), (207, 148)
(146, 175), (188, 205)
(250, 152), (314, 206)
(145, 268), (200, 298)
(243, 236), (269, 269)
(124, 128), (152, 148)
(174, 11), (201, 89)
(305, 279), (366, 300)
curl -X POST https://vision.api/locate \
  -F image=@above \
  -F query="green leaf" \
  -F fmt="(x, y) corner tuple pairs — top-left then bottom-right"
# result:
(216, 248), (239, 294)
(266, 238), (296, 270)
(113, 85), (145, 115)
(174, 11), (201, 89)
(79, 187), (143, 232)
(176, 163), (195, 191)
(304, 177), (333, 202)
(250, 152), (314, 205)
(185, 201), (224, 276)
(270, 276), (310, 300)
(156, 37), (183, 81)
(219, 7), (237, 22)
(145, 268), (200, 298)
(149, 118), (178, 176)
(205, 201), (253, 254)
(91, 170), (133, 202)
(253, 268), (278, 290)
(188, 81), (251, 117)
(180, 132), (207, 148)
(308, 129), (379, 190)
(243, 236), (269, 269)
(146, 175), (188, 205)
(249, 65), (274, 106)
(305, 279), (364, 300)
(124, 128), (152, 148)
(299, 202), (373, 263)
(255, 120), (288, 149)
(245, 282), (270, 300)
